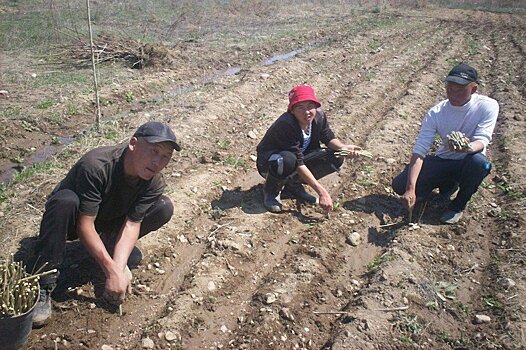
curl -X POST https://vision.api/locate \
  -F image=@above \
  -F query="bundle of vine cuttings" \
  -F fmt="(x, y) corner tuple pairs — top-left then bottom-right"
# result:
(447, 131), (472, 152)
(0, 256), (39, 318)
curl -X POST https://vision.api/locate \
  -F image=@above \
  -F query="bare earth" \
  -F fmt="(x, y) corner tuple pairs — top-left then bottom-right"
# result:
(0, 6), (525, 350)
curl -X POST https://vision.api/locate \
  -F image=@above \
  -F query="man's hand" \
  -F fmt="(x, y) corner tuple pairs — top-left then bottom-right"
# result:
(401, 189), (417, 212)
(103, 268), (131, 305)
(319, 192), (333, 212)
(447, 131), (472, 153)
(340, 144), (363, 158)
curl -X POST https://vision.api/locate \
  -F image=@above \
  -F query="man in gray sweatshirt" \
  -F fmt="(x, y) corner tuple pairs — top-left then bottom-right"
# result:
(392, 63), (499, 224)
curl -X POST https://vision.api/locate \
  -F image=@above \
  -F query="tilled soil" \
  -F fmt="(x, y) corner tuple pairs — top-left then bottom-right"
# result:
(1, 6), (525, 350)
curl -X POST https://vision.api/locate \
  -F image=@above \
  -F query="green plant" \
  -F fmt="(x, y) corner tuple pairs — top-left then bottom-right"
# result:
(435, 281), (457, 300)
(362, 165), (374, 175)
(125, 91), (135, 102)
(47, 111), (63, 126)
(371, 6), (381, 13)
(217, 140), (230, 150)
(51, 136), (61, 145)
(393, 315), (424, 344)
(465, 35), (480, 55)
(224, 155), (248, 169)
(0, 184), (8, 204)
(436, 330), (471, 347)
(367, 254), (393, 272)
(1, 106), (22, 120)
(483, 295), (503, 310)
(12, 161), (56, 183)
(426, 301), (439, 311)
(66, 103), (79, 116)
(36, 100), (53, 109)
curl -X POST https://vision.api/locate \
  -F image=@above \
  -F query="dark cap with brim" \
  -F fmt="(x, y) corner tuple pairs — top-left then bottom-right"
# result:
(445, 63), (478, 85)
(133, 121), (181, 151)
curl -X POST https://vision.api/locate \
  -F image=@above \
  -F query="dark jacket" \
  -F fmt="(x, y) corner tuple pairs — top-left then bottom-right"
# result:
(256, 108), (335, 169)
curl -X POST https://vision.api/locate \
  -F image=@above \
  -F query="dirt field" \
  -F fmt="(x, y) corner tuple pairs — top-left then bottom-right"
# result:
(1, 3), (525, 350)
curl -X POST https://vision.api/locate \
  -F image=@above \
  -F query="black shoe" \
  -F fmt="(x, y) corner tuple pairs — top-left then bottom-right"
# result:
(32, 284), (54, 328)
(263, 174), (285, 213)
(282, 182), (318, 205)
(264, 191), (282, 213)
(127, 246), (143, 269)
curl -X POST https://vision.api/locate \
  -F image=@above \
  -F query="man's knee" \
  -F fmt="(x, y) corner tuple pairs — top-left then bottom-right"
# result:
(46, 189), (80, 211)
(157, 195), (174, 224)
(268, 151), (297, 178)
(464, 153), (491, 177)
(391, 170), (408, 195)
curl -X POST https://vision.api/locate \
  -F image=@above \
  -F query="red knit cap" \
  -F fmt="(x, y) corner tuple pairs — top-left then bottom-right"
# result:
(287, 85), (321, 111)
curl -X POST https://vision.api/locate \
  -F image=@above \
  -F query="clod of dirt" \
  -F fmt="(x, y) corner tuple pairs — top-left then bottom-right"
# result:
(346, 231), (362, 246)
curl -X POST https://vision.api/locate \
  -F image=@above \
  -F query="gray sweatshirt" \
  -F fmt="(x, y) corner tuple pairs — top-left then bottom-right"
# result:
(413, 93), (499, 160)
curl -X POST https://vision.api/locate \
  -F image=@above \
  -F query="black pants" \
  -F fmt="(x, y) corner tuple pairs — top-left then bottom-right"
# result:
(392, 153), (491, 212)
(31, 189), (173, 284)
(257, 148), (344, 180)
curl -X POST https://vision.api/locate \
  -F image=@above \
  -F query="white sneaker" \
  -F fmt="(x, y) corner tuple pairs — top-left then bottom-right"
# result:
(440, 210), (463, 224)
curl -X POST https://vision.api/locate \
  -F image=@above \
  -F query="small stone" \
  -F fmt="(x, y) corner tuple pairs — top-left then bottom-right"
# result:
(446, 244), (455, 251)
(402, 297), (409, 305)
(346, 232), (362, 246)
(102, 345), (113, 350)
(0, 90), (8, 98)
(260, 73), (270, 79)
(87, 329), (96, 334)
(474, 314), (491, 324)
(89, 303), (96, 309)
(487, 207), (501, 217)
(165, 330), (180, 342)
(248, 130), (257, 139)
(207, 281), (217, 291)
(141, 337), (154, 348)
(265, 292), (278, 304)
(385, 158), (396, 164)
(220, 325), (229, 333)
(249, 154), (257, 161)
(351, 279), (361, 287)
(500, 278), (516, 290)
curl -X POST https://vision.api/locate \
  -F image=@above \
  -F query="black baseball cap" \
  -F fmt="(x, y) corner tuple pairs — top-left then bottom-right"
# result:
(445, 63), (478, 85)
(133, 121), (181, 151)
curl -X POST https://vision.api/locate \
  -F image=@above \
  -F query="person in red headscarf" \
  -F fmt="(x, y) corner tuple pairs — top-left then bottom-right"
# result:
(256, 85), (362, 213)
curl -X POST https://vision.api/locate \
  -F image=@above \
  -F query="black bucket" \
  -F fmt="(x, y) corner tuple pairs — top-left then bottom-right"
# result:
(0, 285), (38, 350)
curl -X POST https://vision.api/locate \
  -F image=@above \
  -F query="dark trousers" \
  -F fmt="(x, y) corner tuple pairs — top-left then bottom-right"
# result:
(391, 153), (491, 212)
(257, 149), (344, 180)
(32, 189), (173, 284)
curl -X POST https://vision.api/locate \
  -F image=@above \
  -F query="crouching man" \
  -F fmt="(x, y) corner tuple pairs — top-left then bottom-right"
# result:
(256, 85), (362, 213)
(392, 63), (499, 224)
(28, 121), (180, 326)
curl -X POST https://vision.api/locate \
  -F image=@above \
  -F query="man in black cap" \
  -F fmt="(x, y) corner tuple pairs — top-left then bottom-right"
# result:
(392, 63), (499, 224)
(29, 121), (181, 326)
